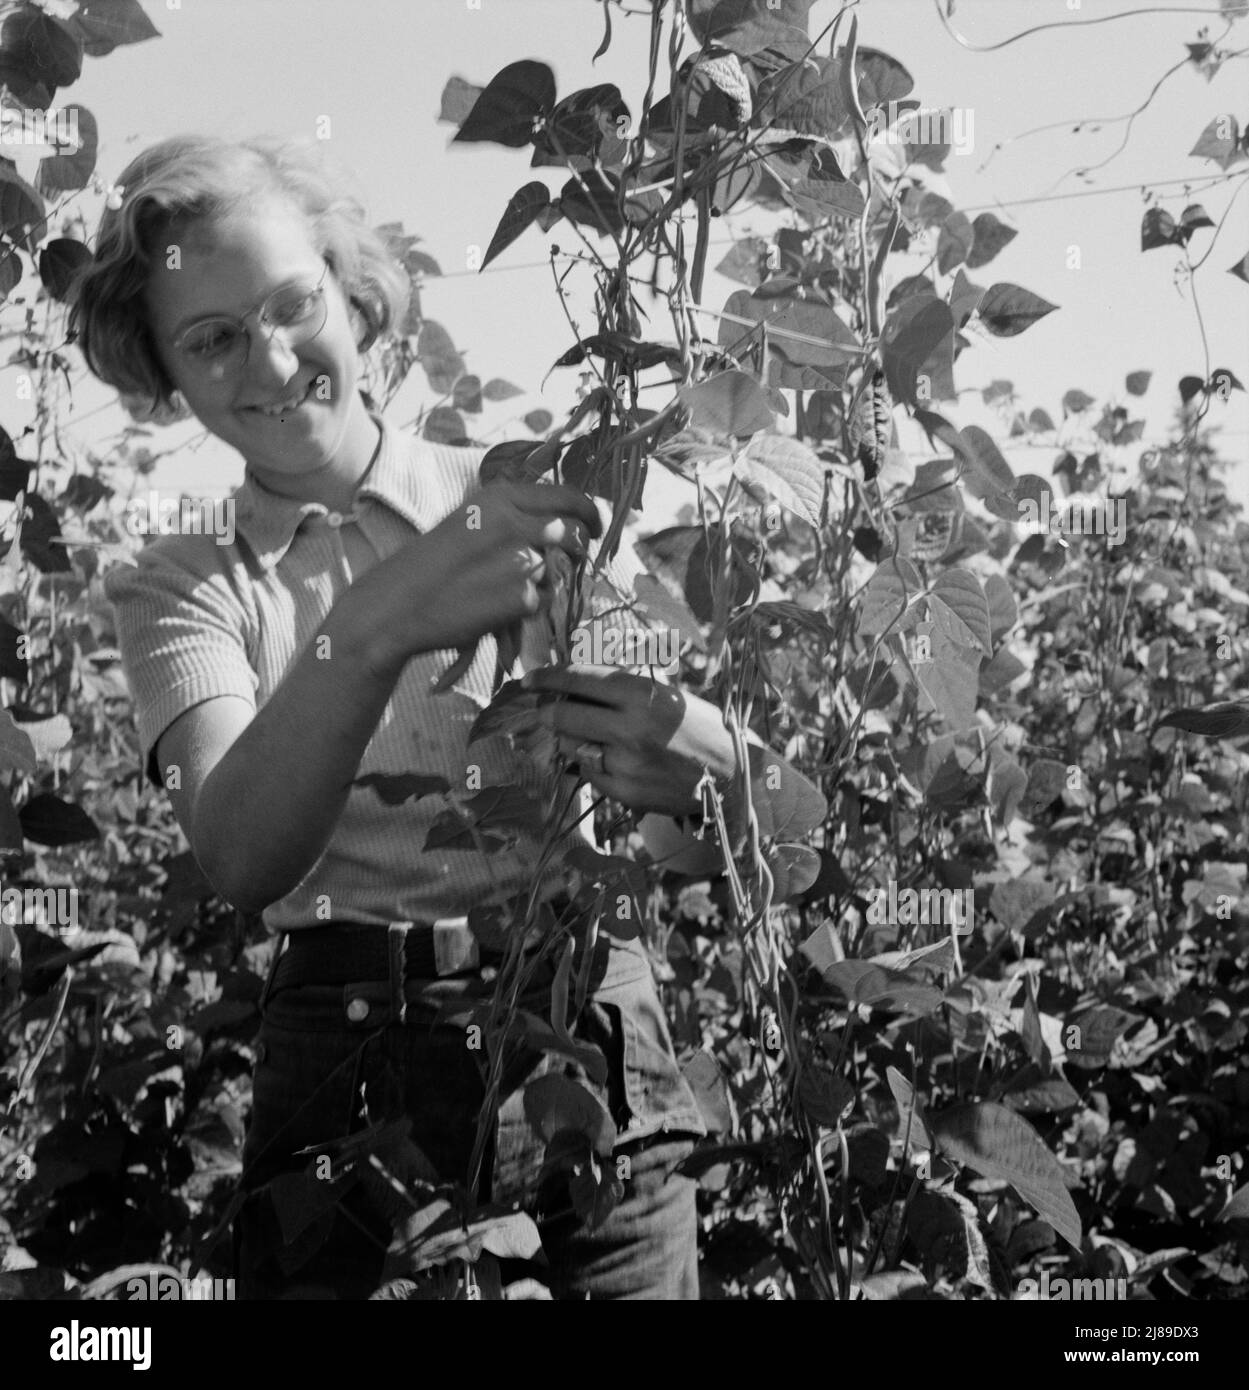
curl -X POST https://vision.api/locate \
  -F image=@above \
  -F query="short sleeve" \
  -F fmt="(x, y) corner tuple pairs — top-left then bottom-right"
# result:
(104, 539), (259, 785)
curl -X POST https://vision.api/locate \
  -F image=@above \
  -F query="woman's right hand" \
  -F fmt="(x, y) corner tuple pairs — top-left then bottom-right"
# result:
(350, 481), (602, 678)
(156, 482), (601, 914)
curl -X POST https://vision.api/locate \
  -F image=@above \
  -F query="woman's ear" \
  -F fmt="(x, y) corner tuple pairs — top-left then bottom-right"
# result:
(120, 388), (191, 426)
(348, 297), (371, 352)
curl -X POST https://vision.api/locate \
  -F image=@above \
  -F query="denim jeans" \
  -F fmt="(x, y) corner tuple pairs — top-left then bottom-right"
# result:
(233, 934), (705, 1299)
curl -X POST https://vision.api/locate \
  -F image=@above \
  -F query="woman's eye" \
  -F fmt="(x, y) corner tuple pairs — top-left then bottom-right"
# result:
(184, 323), (235, 358)
(270, 291), (318, 327)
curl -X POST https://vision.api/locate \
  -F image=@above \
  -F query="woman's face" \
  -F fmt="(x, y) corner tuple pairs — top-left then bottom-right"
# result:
(143, 195), (373, 488)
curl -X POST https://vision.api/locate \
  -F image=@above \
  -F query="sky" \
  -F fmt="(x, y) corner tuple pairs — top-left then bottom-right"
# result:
(19, 0), (1249, 516)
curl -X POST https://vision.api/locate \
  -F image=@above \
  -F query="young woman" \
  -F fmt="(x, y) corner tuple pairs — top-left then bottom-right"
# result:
(70, 135), (740, 1299)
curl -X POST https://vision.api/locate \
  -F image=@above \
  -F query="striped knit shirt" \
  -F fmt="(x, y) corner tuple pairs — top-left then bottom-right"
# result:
(104, 413), (654, 934)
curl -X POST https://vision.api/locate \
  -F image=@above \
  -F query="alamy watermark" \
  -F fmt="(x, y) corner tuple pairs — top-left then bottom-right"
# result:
(1, 884), (79, 935)
(1016, 1272), (1127, 1300)
(0, 107), (79, 151)
(124, 492), (236, 545)
(570, 620), (679, 674)
(865, 103), (974, 157)
(50, 1323), (151, 1372)
(125, 1272), (235, 1301)
(1018, 494), (1127, 547)
(865, 880), (973, 933)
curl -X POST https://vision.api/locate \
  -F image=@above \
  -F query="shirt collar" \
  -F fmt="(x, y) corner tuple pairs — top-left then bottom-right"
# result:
(231, 413), (446, 570)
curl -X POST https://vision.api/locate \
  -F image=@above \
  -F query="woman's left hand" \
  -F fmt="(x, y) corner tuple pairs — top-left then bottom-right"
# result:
(518, 664), (738, 816)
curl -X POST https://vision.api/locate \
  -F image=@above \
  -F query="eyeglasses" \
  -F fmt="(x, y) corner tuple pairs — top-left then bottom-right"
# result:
(171, 262), (330, 382)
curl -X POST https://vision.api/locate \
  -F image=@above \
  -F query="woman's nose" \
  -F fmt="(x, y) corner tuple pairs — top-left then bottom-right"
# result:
(242, 323), (302, 391)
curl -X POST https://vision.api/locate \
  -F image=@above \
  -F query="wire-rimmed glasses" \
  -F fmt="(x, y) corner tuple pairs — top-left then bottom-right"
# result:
(171, 262), (330, 383)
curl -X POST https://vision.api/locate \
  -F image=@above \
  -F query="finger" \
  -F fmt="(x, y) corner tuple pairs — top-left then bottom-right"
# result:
(508, 484), (602, 537)
(483, 547), (543, 621)
(505, 545), (545, 586)
(540, 700), (618, 744)
(521, 664), (633, 706)
(518, 514), (591, 559)
(554, 732), (617, 784)
(554, 733), (637, 804)
(553, 732), (605, 768)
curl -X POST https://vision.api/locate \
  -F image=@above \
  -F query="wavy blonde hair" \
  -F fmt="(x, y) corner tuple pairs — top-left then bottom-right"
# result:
(69, 135), (410, 409)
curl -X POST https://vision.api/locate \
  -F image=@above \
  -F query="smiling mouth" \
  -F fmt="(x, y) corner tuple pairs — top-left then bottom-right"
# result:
(249, 380), (315, 419)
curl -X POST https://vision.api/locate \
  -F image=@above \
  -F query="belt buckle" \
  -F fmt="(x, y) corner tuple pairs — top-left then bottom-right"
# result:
(432, 915), (478, 977)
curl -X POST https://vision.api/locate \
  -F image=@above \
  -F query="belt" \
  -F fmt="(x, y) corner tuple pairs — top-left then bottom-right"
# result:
(265, 918), (503, 1026)
(269, 918), (483, 995)
(262, 909), (590, 1023)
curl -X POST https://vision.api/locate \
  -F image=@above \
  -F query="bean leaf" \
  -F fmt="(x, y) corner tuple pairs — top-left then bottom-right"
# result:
(1156, 699), (1249, 739)
(522, 1073), (615, 1155)
(929, 1101), (1081, 1250)
(976, 283), (1058, 337)
(678, 370), (776, 438)
(481, 182), (552, 270)
(736, 434), (823, 525)
(454, 60), (556, 147)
